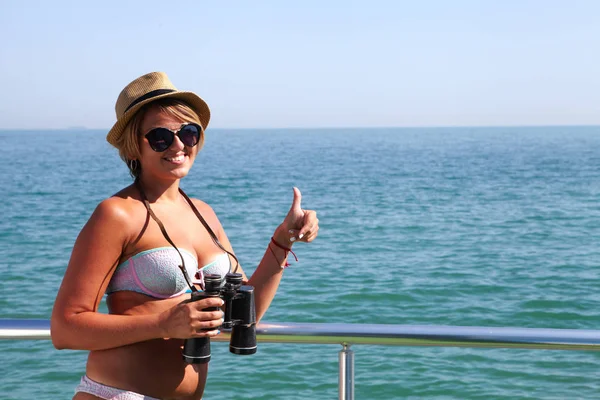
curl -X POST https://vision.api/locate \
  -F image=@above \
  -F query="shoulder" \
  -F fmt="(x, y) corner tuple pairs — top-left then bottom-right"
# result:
(73, 189), (142, 251)
(92, 197), (130, 222)
(89, 186), (141, 229)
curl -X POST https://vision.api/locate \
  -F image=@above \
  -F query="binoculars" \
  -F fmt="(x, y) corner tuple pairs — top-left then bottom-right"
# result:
(182, 273), (257, 364)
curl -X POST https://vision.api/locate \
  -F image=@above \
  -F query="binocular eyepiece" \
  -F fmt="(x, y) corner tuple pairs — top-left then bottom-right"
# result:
(182, 273), (257, 364)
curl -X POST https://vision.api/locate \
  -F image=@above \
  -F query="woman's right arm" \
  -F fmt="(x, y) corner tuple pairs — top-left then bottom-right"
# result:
(50, 198), (223, 351)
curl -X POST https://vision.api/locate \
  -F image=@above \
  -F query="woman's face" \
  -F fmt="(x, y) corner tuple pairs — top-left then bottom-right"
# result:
(137, 104), (200, 181)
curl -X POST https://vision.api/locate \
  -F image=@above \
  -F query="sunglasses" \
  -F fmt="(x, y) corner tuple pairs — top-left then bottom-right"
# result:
(144, 123), (202, 152)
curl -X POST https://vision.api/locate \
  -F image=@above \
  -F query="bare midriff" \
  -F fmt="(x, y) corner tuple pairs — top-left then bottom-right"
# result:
(86, 292), (208, 400)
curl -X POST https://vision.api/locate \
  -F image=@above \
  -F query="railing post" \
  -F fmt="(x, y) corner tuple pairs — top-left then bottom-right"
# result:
(339, 343), (354, 400)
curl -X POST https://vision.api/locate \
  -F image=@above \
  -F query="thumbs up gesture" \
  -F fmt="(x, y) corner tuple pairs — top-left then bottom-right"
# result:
(276, 187), (319, 246)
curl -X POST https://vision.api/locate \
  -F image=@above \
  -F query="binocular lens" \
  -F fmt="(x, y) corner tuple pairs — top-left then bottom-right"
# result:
(182, 337), (212, 364)
(204, 274), (223, 292)
(229, 325), (257, 355)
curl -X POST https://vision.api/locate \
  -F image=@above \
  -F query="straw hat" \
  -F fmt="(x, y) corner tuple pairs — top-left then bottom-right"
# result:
(106, 72), (210, 147)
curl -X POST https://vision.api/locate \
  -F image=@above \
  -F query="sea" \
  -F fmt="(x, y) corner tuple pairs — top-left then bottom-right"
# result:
(1, 126), (600, 399)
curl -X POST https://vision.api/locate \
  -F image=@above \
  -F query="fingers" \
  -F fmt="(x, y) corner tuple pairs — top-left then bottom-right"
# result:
(288, 229), (300, 243)
(193, 328), (222, 338)
(163, 297), (226, 339)
(297, 211), (319, 242)
(291, 187), (302, 212)
(189, 308), (224, 337)
(191, 318), (223, 337)
(302, 226), (319, 242)
(192, 309), (224, 322)
(184, 298), (224, 336)
(191, 297), (224, 311)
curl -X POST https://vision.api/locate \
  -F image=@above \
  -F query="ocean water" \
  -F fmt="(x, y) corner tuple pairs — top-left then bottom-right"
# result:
(1, 126), (600, 399)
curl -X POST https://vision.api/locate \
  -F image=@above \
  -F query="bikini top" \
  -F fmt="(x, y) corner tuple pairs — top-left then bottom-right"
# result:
(106, 248), (231, 299)
(106, 183), (238, 299)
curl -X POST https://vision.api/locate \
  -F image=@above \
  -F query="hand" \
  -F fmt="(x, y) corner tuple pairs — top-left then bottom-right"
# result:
(157, 297), (224, 339)
(275, 187), (319, 246)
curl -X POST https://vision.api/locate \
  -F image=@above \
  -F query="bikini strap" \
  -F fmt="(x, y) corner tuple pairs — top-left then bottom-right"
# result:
(135, 179), (198, 292)
(178, 188), (240, 273)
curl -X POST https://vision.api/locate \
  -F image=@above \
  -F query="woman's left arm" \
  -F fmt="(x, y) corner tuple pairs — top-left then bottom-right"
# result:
(198, 187), (319, 321)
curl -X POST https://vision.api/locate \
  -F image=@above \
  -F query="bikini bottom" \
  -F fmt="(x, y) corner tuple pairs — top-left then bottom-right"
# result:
(75, 375), (160, 400)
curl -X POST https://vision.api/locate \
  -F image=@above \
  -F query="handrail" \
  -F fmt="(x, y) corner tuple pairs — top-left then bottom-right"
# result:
(3, 319), (600, 400)
(2, 319), (600, 350)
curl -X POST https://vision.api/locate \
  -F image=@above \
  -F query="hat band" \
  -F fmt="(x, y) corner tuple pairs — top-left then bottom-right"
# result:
(124, 89), (176, 113)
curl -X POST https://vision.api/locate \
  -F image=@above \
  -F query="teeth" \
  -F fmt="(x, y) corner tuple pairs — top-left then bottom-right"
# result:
(165, 155), (185, 162)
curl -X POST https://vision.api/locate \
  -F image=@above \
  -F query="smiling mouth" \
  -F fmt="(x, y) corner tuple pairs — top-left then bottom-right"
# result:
(164, 154), (186, 163)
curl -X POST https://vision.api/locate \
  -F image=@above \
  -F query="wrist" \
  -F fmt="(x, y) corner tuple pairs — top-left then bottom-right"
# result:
(268, 228), (299, 269)
(273, 225), (294, 248)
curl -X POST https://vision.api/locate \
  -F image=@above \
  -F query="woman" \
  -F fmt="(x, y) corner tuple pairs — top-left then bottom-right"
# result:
(51, 72), (319, 400)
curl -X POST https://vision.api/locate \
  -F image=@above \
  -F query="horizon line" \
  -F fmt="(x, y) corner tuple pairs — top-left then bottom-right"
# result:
(1, 123), (600, 132)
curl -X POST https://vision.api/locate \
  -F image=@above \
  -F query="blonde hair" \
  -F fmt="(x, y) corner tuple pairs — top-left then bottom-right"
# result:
(115, 99), (204, 178)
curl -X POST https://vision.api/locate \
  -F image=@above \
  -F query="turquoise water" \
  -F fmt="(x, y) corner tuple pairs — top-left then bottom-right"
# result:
(1, 126), (600, 399)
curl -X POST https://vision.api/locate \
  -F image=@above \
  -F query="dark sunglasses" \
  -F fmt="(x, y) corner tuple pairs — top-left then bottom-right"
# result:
(144, 123), (202, 152)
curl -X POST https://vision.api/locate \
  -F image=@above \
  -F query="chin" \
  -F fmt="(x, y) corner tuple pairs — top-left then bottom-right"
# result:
(145, 166), (191, 181)
(167, 167), (191, 179)
(163, 159), (194, 179)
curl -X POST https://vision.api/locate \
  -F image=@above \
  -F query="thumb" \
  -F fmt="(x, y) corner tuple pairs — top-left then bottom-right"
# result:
(289, 187), (302, 213)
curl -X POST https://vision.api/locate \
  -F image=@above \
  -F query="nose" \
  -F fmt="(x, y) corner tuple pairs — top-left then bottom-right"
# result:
(169, 132), (186, 151)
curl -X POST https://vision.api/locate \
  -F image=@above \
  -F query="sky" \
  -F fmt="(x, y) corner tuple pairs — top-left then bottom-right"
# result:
(1, 0), (599, 129)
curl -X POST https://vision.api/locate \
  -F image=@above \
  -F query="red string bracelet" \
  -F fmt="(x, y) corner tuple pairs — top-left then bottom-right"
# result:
(267, 243), (286, 268)
(270, 237), (299, 269)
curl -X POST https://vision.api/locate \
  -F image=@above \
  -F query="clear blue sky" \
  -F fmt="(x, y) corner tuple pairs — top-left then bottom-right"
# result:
(1, 0), (599, 129)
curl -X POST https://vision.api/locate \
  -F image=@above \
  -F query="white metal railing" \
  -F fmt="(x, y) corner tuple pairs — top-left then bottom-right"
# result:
(3, 319), (600, 400)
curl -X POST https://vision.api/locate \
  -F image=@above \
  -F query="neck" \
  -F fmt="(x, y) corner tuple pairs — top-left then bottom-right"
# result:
(136, 174), (181, 203)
